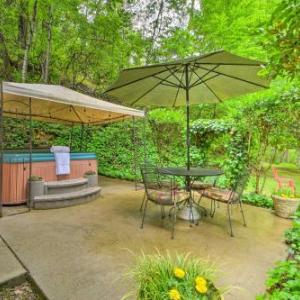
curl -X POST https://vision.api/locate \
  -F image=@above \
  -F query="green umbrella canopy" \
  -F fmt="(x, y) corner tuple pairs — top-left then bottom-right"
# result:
(105, 50), (270, 170)
(105, 50), (270, 107)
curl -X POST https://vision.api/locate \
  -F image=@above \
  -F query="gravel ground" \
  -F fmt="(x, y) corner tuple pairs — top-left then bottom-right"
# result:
(0, 281), (42, 300)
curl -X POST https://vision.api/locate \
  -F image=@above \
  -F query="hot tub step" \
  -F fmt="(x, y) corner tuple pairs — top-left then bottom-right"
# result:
(34, 186), (101, 209)
(45, 178), (88, 195)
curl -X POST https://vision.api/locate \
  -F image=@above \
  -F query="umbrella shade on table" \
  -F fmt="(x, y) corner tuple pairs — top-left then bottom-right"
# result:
(105, 50), (270, 168)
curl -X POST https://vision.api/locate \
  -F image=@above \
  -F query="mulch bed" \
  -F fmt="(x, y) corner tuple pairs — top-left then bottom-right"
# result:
(0, 280), (42, 300)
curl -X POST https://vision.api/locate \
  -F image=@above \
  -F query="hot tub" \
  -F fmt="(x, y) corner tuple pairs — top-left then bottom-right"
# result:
(1, 152), (98, 205)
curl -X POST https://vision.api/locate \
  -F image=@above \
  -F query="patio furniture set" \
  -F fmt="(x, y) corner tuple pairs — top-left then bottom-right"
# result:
(140, 163), (248, 238)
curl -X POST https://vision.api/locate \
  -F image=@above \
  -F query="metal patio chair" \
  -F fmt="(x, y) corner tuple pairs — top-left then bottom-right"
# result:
(198, 172), (249, 237)
(139, 162), (179, 212)
(140, 164), (189, 239)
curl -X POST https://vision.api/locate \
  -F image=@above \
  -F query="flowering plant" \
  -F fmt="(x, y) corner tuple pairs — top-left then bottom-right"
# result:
(124, 252), (224, 300)
(273, 188), (299, 199)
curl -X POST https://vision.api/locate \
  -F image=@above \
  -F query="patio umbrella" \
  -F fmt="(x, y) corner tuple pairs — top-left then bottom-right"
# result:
(105, 50), (270, 169)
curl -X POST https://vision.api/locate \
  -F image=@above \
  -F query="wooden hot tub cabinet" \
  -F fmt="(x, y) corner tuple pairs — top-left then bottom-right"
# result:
(1, 152), (98, 205)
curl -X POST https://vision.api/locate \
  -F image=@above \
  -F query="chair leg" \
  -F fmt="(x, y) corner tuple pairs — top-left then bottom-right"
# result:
(239, 201), (247, 227)
(197, 191), (203, 207)
(171, 204), (176, 239)
(140, 197), (149, 229)
(227, 203), (234, 237)
(161, 206), (166, 219)
(140, 192), (146, 212)
(210, 199), (216, 217)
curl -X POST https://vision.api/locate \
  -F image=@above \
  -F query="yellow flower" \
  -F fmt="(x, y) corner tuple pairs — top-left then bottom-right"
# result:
(173, 267), (185, 279)
(195, 283), (208, 294)
(195, 276), (207, 286)
(169, 288), (181, 300)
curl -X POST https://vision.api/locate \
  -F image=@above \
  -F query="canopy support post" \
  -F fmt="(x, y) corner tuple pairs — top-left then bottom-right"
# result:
(28, 97), (33, 210)
(69, 124), (74, 149)
(0, 82), (4, 217)
(80, 123), (84, 151)
(132, 116), (138, 190)
(143, 108), (147, 163)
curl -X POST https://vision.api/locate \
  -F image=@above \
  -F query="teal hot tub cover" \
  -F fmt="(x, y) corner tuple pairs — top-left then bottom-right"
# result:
(3, 152), (97, 163)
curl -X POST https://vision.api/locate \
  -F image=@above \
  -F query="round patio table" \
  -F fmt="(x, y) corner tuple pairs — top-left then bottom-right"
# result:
(158, 167), (224, 222)
(158, 167), (223, 178)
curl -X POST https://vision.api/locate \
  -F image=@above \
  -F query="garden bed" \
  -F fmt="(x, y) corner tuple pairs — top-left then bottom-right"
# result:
(0, 280), (44, 300)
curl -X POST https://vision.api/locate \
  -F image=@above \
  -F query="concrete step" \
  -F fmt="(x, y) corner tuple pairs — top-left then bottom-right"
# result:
(45, 178), (88, 195)
(34, 186), (101, 209)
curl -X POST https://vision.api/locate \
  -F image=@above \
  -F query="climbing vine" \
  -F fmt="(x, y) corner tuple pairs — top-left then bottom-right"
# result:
(191, 119), (249, 188)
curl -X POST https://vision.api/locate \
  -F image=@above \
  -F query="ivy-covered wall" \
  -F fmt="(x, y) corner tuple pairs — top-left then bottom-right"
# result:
(2, 112), (249, 188)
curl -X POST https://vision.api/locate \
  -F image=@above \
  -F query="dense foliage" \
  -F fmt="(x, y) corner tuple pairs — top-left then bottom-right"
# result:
(258, 208), (300, 299)
(263, 0), (300, 79)
(238, 88), (300, 194)
(1, 1), (299, 194)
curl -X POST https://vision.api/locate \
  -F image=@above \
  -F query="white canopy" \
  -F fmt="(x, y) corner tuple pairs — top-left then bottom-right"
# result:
(1, 82), (144, 124)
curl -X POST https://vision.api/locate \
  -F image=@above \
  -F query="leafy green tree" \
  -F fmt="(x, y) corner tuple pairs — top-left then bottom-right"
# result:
(263, 0), (300, 79)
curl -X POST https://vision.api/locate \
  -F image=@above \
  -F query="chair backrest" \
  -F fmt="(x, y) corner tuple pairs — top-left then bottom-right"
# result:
(233, 170), (250, 199)
(140, 163), (160, 192)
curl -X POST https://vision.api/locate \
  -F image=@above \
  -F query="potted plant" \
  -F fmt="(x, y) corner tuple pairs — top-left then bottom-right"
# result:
(272, 188), (300, 219)
(84, 170), (98, 187)
(123, 252), (226, 300)
(28, 175), (44, 204)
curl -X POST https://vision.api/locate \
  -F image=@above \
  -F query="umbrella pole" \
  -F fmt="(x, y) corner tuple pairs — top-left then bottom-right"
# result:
(185, 64), (190, 171)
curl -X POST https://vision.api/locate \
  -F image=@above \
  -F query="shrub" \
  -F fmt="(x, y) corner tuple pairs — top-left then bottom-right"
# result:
(124, 252), (224, 300)
(242, 193), (273, 209)
(257, 207), (300, 299)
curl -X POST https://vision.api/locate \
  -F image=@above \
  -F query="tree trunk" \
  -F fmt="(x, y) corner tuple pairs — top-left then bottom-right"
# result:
(42, 5), (53, 83)
(146, 0), (164, 63)
(260, 146), (278, 194)
(21, 0), (38, 83)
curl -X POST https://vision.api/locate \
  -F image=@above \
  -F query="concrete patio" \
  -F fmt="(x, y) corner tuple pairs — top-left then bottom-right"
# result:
(0, 176), (291, 300)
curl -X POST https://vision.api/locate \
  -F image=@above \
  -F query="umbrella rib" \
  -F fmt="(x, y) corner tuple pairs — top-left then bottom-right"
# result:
(105, 66), (178, 93)
(196, 65), (269, 88)
(172, 67), (185, 107)
(153, 75), (180, 88)
(130, 67), (181, 106)
(190, 65), (220, 88)
(190, 74), (220, 88)
(191, 69), (223, 103)
(203, 82), (223, 103)
(165, 65), (185, 87)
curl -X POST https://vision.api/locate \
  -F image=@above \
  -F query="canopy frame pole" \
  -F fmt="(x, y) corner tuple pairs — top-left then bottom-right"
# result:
(143, 108), (148, 163)
(69, 124), (74, 149)
(80, 123), (84, 151)
(132, 116), (138, 190)
(28, 97), (33, 210)
(85, 124), (90, 152)
(0, 82), (4, 217)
